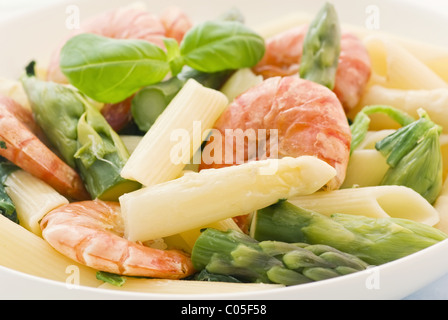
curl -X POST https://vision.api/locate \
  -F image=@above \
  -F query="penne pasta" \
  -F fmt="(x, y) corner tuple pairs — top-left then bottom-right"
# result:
(98, 278), (283, 294)
(341, 149), (389, 189)
(0, 214), (101, 287)
(435, 178), (448, 234)
(120, 79), (229, 187)
(354, 129), (396, 150)
(4, 170), (68, 236)
(441, 135), (448, 181)
(120, 156), (336, 241)
(0, 77), (31, 111)
(175, 218), (242, 253)
(289, 185), (440, 226)
(358, 85), (448, 132)
(362, 35), (448, 91)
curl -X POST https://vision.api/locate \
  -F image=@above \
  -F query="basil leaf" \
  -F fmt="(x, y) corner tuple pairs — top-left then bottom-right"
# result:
(180, 21), (265, 72)
(60, 33), (170, 104)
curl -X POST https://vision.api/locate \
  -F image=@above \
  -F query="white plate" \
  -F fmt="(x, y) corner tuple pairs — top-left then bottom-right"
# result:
(0, 0), (447, 300)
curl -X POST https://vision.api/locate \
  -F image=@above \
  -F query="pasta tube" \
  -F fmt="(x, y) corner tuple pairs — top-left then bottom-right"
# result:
(359, 85), (448, 132)
(435, 178), (448, 234)
(363, 35), (448, 91)
(121, 79), (229, 187)
(4, 170), (68, 236)
(341, 149), (389, 188)
(0, 214), (101, 287)
(176, 218), (242, 253)
(120, 156), (336, 241)
(289, 185), (440, 226)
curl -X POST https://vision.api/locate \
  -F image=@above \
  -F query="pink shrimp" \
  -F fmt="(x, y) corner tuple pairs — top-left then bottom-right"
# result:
(159, 6), (193, 44)
(200, 75), (351, 189)
(199, 76), (351, 232)
(40, 200), (195, 279)
(252, 26), (371, 112)
(0, 95), (90, 201)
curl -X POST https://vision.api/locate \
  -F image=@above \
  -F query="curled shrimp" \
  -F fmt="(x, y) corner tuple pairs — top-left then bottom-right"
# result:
(199, 76), (351, 232)
(253, 26), (371, 111)
(159, 6), (193, 44)
(0, 95), (89, 201)
(40, 200), (195, 279)
(199, 75), (351, 190)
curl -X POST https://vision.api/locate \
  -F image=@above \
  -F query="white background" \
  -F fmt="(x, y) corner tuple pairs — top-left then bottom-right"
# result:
(1, 0), (448, 20)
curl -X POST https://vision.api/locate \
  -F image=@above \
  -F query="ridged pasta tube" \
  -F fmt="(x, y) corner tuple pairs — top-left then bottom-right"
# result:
(5, 170), (68, 235)
(120, 79), (229, 187)
(120, 156), (336, 242)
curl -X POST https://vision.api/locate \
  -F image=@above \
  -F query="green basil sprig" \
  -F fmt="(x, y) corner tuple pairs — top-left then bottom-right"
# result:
(60, 21), (265, 104)
(60, 34), (169, 104)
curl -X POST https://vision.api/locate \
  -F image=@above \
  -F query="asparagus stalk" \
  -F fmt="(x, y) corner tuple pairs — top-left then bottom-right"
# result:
(299, 2), (341, 90)
(21, 63), (141, 201)
(0, 160), (18, 223)
(131, 66), (233, 132)
(251, 201), (447, 265)
(191, 228), (369, 286)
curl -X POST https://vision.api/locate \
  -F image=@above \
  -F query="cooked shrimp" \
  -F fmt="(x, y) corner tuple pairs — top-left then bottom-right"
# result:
(199, 75), (351, 191)
(0, 95), (47, 143)
(40, 200), (195, 279)
(159, 6), (193, 44)
(46, 5), (167, 84)
(199, 75), (351, 232)
(253, 26), (371, 111)
(0, 98), (89, 201)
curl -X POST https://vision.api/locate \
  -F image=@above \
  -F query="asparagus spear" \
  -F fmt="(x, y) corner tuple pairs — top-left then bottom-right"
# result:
(251, 201), (447, 265)
(131, 66), (233, 132)
(299, 2), (341, 90)
(21, 62), (141, 201)
(0, 159), (18, 223)
(191, 228), (369, 286)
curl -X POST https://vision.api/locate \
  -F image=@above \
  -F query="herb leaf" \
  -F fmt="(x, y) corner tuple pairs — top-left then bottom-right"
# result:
(60, 33), (170, 104)
(180, 20), (265, 72)
(96, 271), (126, 287)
